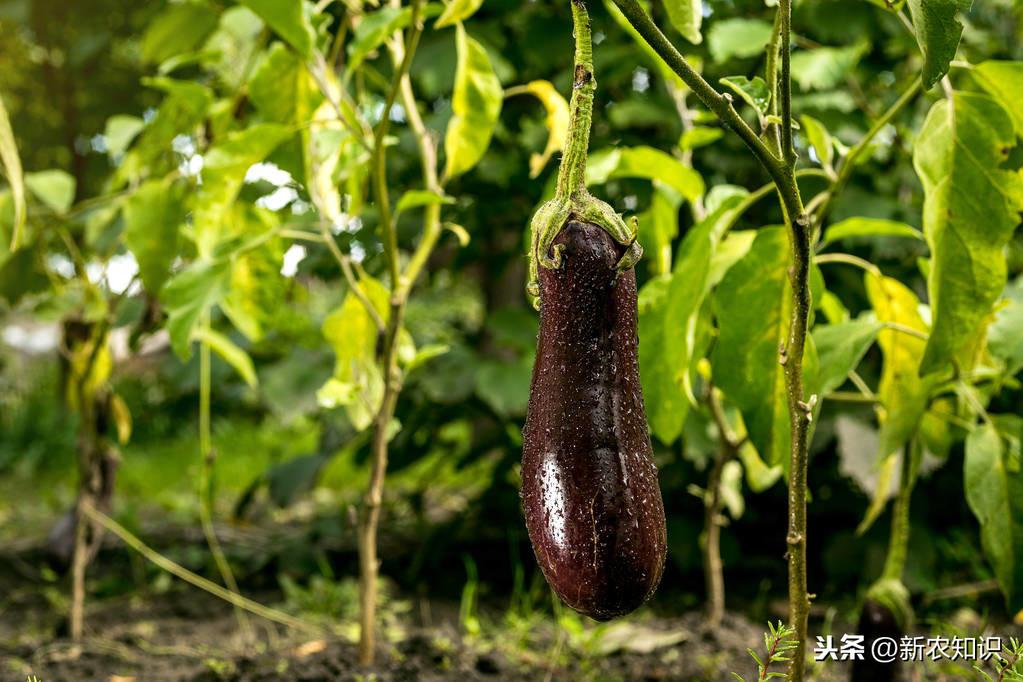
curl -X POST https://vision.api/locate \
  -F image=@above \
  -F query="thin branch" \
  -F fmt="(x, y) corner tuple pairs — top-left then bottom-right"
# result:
(372, 0), (425, 287)
(814, 252), (881, 275)
(82, 503), (322, 634)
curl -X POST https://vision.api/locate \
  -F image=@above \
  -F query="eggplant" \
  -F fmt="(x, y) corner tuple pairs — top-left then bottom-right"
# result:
(521, 220), (667, 621)
(849, 599), (901, 682)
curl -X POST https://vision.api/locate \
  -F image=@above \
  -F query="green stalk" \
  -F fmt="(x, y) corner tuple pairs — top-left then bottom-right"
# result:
(882, 439), (921, 582)
(555, 0), (596, 198)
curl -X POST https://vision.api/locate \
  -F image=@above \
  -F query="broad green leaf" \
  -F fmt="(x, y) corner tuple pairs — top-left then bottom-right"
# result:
(25, 170), (75, 214)
(249, 42), (323, 124)
(511, 80), (570, 178)
(663, 0), (702, 45)
(707, 18), (773, 63)
(436, 0), (484, 28)
(679, 126), (723, 151)
(221, 236), (288, 342)
(192, 124), (291, 256)
(973, 61), (1023, 137)
(193, 327), (258, 388)
(708, 229), (756, 287)
(965, 422), (1023, 613)
(636, 184), (682, 275)
(820, 290), (850, 324)
(819, 217), (923, 248)
(474, 358), (532, 417)
(347, 7), (409, 75)
(990, 275), (1023, 374)
(790, 43), (867, 91)
(801, 115), (834, 169)
(865, 273), (934, 460)
(907, 0), (971, 89)
(320, 275), (391, 431)
(140, 2), (219, 64)
(161, 258), (232, 358)
(712, 227), (818, 467)
(202, 6), (265, 90)
(720, 76), (771, 117)
(587, 146), (704, 204)
(640, 188), (747, 443)
(812, 318), (881, 397)
(240, 0), (316, 58)
(103, 115), (144, 158)
(444, 24), (502, 179)
(737, 441), (783, 492)
(914, 93), (1023, 374)
(395, 189), (455, 220)
(123, 178), (185, 293)
(0, 93), (25, 251)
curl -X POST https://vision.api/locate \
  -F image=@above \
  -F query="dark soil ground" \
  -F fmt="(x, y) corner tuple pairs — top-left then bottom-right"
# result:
(0, 533), (1011, 681)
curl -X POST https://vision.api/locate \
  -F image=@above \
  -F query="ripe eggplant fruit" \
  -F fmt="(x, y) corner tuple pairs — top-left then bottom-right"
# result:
(521, 220), (667, 621)
(849, 599), (901, 682)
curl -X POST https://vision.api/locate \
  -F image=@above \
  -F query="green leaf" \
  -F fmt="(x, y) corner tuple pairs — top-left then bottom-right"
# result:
(221, 234), (288, 342)
(0, 93), (25, 251)
(193, 327), (258, 388)
(249, 42), (323, 124)
(444, 24), (502, 179)
(800, 115), (834, 169)
(192, 124), (292, 256)
(512, 80), (570, 178)
(123, 178), (185, 294)
(395, 189), (455, 219)
(907, 0), (971, 89)
(25, 169), (75, 214)
(712, 227), (818, 466)
(662, 0), (702, 45)
(140, 2), (219, 65)
(587, 146), (704, 205)
(865, 273), (935, 460)
(320, 275), (391, 431)
(812, 318), (881, 396)
(240, 0), (316, 58)
(474, 358), (532, 417)
(679, 126), (723, 151)
(436, 0), (484, 28)
(965, 422), (1023, 613)
(973, 61), (1023, 138)
(707, 18), (773, 63)
(990, 275), (1023, 374)
(347, 7), (409, 75)
(720, 76), (771, 117)
(790, 43), (866, 91)
(819, 217), (923, 248)
(914, 93), (1023, 374)
(161, 258), (232, 358)
(202, 6), (265, 90)
(103, 115), (145, 158)
(640, 187), (749, 444)
(636, 184), (682, 275)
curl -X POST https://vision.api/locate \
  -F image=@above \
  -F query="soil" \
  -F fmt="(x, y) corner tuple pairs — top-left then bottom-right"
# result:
(0, 535), (1003, 681)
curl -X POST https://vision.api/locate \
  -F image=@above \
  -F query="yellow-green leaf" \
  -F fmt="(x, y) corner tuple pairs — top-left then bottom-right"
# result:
(193, 326), (259, 388)
(444, 24), (502, 179)
(0, 93), (26, 251)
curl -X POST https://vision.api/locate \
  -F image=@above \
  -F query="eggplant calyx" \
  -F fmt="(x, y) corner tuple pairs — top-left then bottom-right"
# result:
(526, 191), (641, 309)
(865, 577), (914, 631)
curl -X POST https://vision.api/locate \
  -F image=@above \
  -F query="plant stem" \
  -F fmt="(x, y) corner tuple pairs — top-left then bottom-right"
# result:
(607, 5), (813, 676)
(882, 438), (920, 582)
(555, 0), (596, 198)
(704, 389), (742, 628)
(608, 0), (803, 223)
(778, 0), (795, 168)
(197, 321), (252, 642)
(358, 0), (427, 666)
